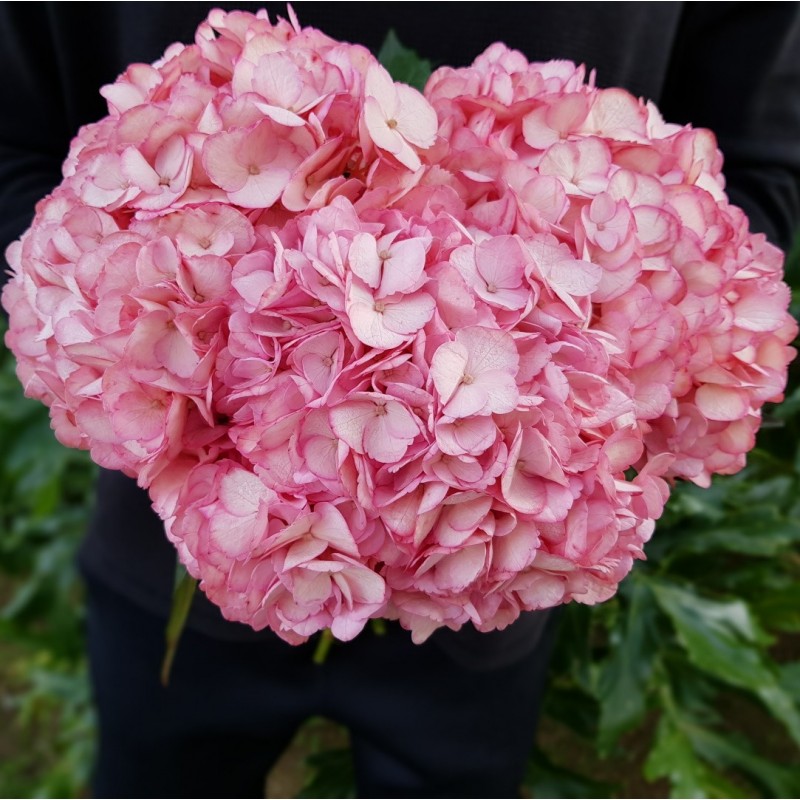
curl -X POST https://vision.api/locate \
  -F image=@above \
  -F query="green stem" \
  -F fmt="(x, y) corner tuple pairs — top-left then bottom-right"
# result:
(160, 566), (197, 687)
(313, 628), (335, 665)
(370, 618), (387, 637)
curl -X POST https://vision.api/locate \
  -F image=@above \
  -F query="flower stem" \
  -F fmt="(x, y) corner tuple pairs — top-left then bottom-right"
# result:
(313, 628), (335, 665)
(161, 566), (197, 686)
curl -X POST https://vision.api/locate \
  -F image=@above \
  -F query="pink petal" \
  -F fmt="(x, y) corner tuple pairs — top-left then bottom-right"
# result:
(380, 292), (435, 335)
(434, 545), (486, 592)
(431, 342), (469, 406)
(436, 416), (498, 456)
(694, 384), (749, 421)
(219, 468), (273, 517)
(393, 83), (437, 148)
(349, 233), (383, 289)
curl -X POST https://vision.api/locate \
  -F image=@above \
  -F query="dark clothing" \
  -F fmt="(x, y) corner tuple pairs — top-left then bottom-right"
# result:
(86, 574), (560, 798)
(2, 0), (800, 656)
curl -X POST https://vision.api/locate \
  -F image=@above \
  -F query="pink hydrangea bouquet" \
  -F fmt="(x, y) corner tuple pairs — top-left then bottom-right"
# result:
(3, 8), (796, 644)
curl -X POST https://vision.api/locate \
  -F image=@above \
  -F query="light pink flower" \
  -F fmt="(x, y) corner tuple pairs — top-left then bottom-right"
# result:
(362, 63), (437, 171)
(203, 119), (313, 207)
(450, 236), (531, 310)
(122, 134), (193, 211)
(329, 392), (422, 464)
(261, 503), (387, 641)
(501, 426), (574, 520)
(346, 279), (435, 350)
(431, 327), (520, 418)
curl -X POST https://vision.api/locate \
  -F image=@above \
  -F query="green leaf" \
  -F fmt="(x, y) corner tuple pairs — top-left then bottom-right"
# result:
(662, 520), (800, 560)
(298, 748), (356, 799)
(595, 579), (659, 752)
(753, 585), (800, 632)
(652, 580), (772, 659)
(659, 481), (730, 526)
(524, 745), (615, 799)
(686, 723), (800, 798)
(644, 713), (748, 798)
(377, 30), (432, 91)
(715, 561), (797, 600)
(1, 572), (41, 620)
(652, 581), (800, 747)
(779, 661), (800, 697)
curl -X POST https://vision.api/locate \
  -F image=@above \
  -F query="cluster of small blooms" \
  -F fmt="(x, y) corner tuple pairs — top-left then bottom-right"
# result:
(3, 10), (795, 644)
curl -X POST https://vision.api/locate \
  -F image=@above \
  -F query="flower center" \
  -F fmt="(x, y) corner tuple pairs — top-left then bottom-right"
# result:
(461, 373), (475, 385)
(374, 301), (386, 313)
(386, 118), (399, 130)
(248, 164), (260, 176)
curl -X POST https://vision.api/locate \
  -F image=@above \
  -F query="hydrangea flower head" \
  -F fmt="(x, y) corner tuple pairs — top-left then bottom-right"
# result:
(3, 10), (795, 644)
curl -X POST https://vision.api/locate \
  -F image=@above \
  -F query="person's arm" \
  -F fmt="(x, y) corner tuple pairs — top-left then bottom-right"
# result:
(658, 2), (800, 251)
(0, 3), (72, 275)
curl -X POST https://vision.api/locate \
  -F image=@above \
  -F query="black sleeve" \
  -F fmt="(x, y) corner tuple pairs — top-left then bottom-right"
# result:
(659, 1), (800, 251)
(0, 3), (72, 278)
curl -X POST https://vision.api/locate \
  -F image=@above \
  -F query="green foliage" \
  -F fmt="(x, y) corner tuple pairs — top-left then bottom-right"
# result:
(0, 325), (97, 798)
(593, 579), (659, 752)
(0, 654), (95, 798)
(298, 747), (356, 799)
(377, 30), (432, 91)
(525, 745), (616, 798)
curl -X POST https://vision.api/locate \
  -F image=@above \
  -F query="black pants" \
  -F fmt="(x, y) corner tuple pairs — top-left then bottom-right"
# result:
(85, 576), (559, 798)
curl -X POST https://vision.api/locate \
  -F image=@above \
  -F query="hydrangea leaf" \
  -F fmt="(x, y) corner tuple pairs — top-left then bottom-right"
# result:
(595, 578), (659, 753)
(524, 745), (615, 799)
(658, 518), (800, 562)
(685, 721), (800, 798)
(377, 30), (432, 91)
(753, 585), (800, 632)
(651, 580), (800, 747)
(644, 712), (750, 799)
